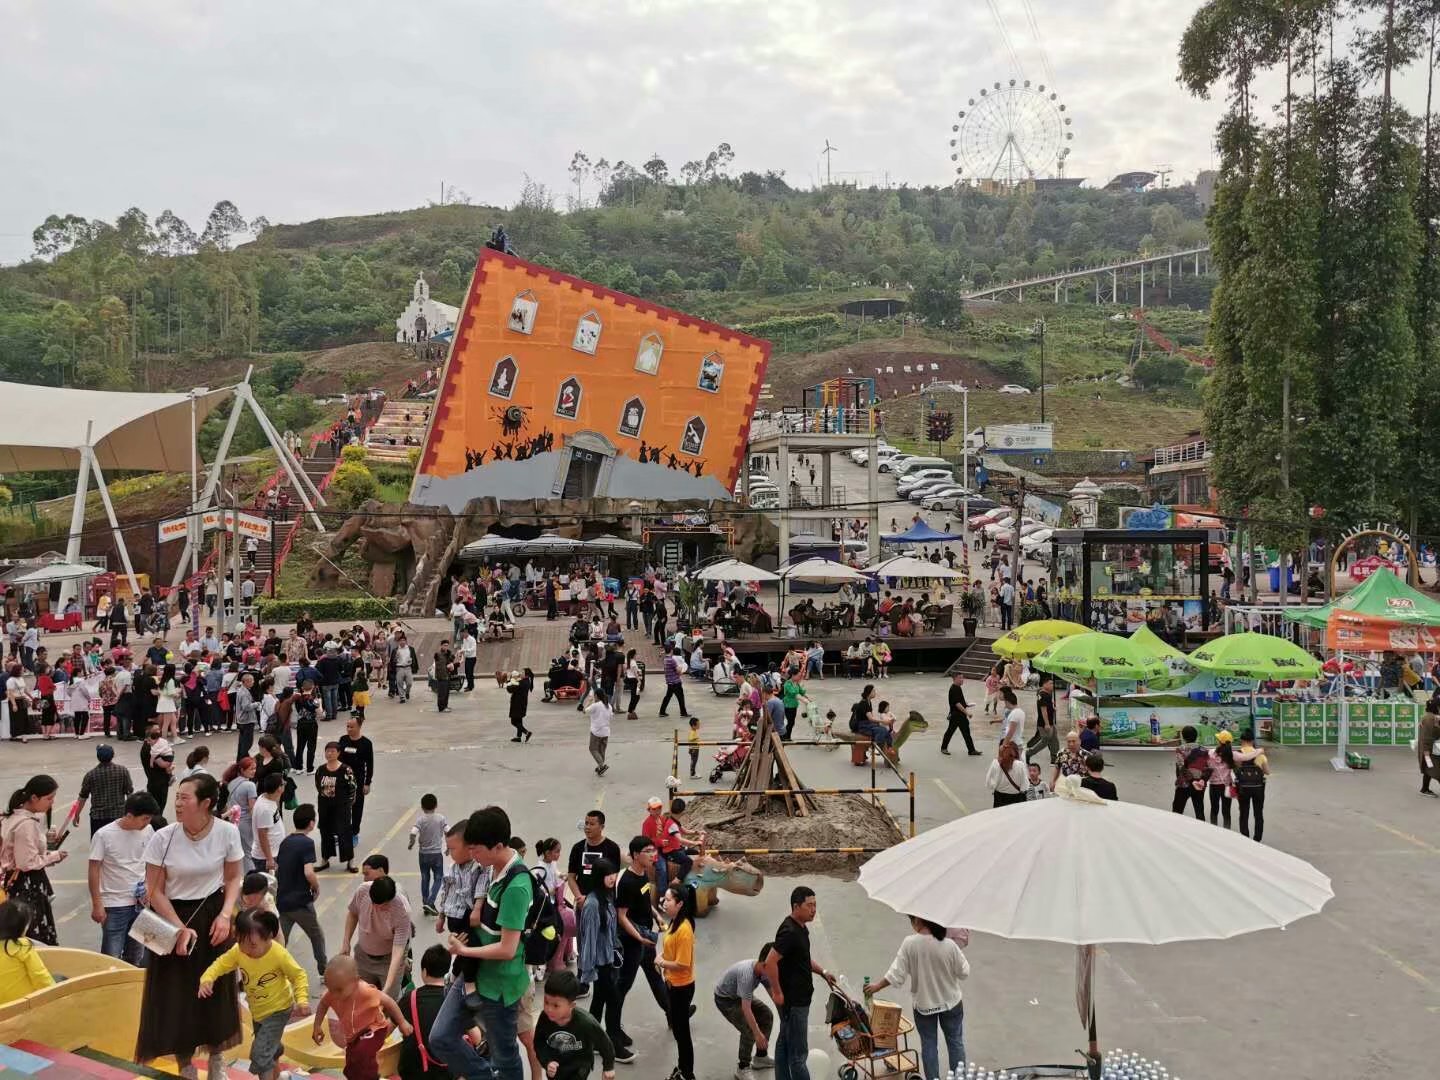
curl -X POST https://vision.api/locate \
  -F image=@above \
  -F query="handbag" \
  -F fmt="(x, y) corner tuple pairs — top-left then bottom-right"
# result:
(128, 827), (206, 955)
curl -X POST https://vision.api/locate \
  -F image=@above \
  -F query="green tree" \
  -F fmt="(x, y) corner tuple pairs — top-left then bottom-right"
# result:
(911, 271), (967, 327)
(759, 253), (787, 294)
(660, 269), (685, 294)
(735, 256), (760, 289)
(341, 255), (373, 291)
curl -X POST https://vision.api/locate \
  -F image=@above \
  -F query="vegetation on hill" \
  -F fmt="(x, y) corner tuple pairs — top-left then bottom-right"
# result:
(0, 167), (1209, 394)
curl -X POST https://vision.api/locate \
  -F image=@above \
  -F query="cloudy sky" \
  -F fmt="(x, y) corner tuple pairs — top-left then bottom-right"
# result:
(1, 0), (1433, 265)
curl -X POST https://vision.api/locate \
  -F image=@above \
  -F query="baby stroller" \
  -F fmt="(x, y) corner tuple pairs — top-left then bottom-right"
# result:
(708, 739), (751, 784)
(826, 984), (921, 1080)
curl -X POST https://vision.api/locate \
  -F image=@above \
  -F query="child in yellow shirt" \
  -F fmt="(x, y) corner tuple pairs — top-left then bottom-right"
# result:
(200, 908), (311, 1080)
(0, 900), (54, 1006)
(687, 716), (700, 778)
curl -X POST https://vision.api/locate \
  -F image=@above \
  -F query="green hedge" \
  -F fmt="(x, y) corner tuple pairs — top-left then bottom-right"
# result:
(253, 597), (398, 623)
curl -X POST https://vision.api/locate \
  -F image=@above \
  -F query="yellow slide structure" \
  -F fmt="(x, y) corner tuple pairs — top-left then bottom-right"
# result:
(0, 948), (398, 1076)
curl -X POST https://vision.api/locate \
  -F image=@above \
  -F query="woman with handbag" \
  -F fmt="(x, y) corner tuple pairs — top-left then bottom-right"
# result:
(1417, 702), (1440, 798)
(985, 741), (1027, 808)
(0, 775), (67, 944)
(134, 773), (244, 1077)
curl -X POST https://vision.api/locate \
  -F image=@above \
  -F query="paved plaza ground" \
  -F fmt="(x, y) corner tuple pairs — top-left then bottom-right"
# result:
(6, 652), (1438, 1079)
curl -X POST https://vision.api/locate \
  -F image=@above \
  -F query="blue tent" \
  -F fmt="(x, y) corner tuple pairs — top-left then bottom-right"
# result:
(881, 521), (962, 544)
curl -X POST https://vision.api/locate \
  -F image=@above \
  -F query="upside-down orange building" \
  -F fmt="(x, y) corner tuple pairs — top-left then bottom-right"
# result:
(410, 250), (771, 510)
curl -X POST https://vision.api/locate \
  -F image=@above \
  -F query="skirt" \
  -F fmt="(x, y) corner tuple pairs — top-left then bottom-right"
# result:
(353, 690), (372, 707)
(3, 869), (57, 945)
(134, 890), (242, 1063)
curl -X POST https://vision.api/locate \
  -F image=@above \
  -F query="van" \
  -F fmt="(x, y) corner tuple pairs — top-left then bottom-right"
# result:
(894, 456), (952, 478)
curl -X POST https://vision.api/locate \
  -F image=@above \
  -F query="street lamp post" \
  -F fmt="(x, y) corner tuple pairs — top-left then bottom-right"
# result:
(1034, 318), (1047, 424)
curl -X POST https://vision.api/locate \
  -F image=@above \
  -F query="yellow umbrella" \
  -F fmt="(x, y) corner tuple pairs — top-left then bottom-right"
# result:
(993, 618), (1090, 658)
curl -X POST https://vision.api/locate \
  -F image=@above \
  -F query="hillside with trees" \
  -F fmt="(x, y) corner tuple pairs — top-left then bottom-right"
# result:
(0, 165), (1210, 393)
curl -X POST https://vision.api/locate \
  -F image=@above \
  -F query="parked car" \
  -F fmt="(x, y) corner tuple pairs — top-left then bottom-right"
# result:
(1020, 528), (1055, 554)
(998, 384), (1033, 395)
(995, 521), (1050, 549)
(921, 485), (971, 510)
(897, 469), (955, 495)
(969, 508), (1012, 529)
(985, 515), (1038, 541)
(909, 479), (958, 503)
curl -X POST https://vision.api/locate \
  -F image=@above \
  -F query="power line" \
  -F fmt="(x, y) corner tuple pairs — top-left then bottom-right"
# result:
(984, 0), (1026, 78)
(1017, 0), (1057, 87)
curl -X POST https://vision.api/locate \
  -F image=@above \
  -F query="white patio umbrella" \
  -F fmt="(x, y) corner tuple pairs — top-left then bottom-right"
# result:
(457, 535), (525, 561)
(858, 777), (1333, 1076)
(8, 562), (103, 586)
(525, 534), (583, 555)
(864, 555), (966, 581)
(582, 534), (643, 556)
(779, 557), (870, 584)
(696, 558), (779, 582)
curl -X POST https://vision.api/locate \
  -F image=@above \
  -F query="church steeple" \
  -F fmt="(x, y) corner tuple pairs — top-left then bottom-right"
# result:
(414, 273), (429, 301)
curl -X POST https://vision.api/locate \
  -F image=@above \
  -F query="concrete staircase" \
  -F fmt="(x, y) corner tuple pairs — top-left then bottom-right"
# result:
(945, 634), (1000, 679)
(365, 401), (432, 464)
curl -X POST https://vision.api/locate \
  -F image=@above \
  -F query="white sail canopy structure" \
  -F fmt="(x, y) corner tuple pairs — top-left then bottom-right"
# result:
(0, 383), (234, 472)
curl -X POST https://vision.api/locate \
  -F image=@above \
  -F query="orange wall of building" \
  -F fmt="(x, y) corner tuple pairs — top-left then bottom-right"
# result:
(418, 251), (770, 491)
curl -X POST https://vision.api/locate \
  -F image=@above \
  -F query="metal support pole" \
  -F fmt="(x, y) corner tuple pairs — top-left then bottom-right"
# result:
(1111, 269), (1118, 304)
(87, 448), (141, 599)
(190, 392), (200, 577)
(909, 772), (916, 837)
(59, 424), (94, 609)
(961, 386), (970, 557)
(172, 383), (245, 588)
(777, 436), (791, 569)
(1139, 263), (1145, 308)
(866, 434), (880, 563)
(269, 510), (277, 598)
(241, 382), (327, 531)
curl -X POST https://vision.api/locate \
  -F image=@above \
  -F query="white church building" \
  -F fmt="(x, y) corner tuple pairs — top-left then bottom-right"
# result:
(395, 274), (460, 344)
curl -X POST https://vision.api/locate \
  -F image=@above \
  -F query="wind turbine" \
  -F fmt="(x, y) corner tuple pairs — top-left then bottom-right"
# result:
(822, 139), (838, 186)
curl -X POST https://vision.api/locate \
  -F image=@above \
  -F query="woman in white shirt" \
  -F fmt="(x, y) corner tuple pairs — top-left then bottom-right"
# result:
(155, 663), (181, 741)
(985, 740), (1028, 808)
(134, 773), (244, 1074)
(864, 916), (971, 1080)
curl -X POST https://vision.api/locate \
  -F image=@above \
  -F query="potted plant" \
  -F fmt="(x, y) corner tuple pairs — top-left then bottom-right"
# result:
(959, 586), (983, 637)
(674, 576), (705, 633)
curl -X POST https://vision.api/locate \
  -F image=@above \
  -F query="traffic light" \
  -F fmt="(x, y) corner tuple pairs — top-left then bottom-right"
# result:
(926, 410), (954, 445)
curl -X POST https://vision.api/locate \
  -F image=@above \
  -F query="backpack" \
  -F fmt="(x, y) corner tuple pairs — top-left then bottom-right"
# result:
(1234, 759), (1266, 792)
(1180, 746), (1209, 781)
(495, 862), (563, 967)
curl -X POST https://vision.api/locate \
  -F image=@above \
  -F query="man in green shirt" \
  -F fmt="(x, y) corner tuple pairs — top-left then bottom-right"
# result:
(428, 806), (532, 1080)
(536, 970), (616, 1080)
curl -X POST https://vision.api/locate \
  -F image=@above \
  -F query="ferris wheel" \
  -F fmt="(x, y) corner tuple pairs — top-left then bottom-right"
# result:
(950, 79), (1074, 186)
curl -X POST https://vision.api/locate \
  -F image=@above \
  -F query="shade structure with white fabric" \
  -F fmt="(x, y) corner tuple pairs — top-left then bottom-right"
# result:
(864, 555), (965, 581)
(779, 557), (870, 584)
(0, 382), (233, 473)
(7, 562), (104, 587)
(697, 558), (780, 583)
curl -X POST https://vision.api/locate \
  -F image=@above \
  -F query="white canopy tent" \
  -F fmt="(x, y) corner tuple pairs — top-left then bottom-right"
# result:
(0, 384), (233, 473)
(0, 372), (326, 604)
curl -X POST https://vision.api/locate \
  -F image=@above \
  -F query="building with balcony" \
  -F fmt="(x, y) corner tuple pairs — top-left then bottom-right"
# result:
(1144, 436), (1213, 508)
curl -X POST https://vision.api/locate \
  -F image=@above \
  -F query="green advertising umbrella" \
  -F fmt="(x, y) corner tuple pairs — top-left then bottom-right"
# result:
(1188, 632), (1321, 680)
(1032, 631), (1167, 683)
(1128, 623), (1196, 687)
(1283, 567), (1440, 629)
